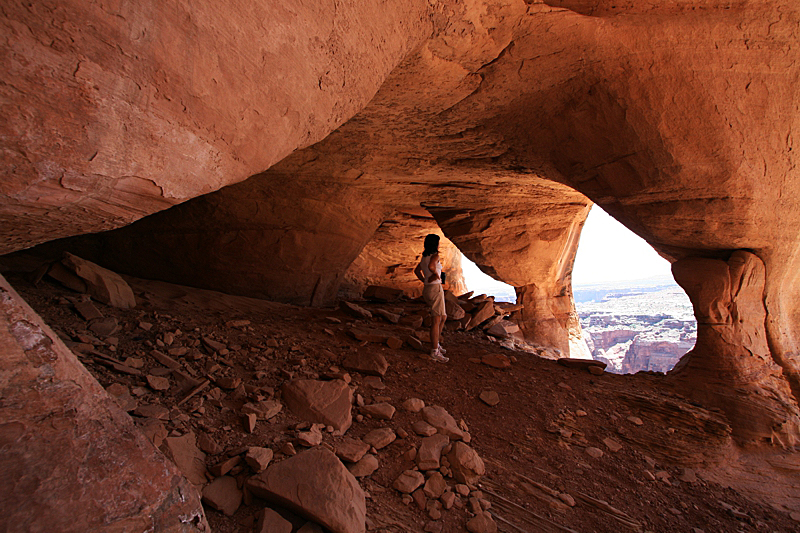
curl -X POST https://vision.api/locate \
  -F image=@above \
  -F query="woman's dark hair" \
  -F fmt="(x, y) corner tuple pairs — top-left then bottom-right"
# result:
(423, 234), (440, 256)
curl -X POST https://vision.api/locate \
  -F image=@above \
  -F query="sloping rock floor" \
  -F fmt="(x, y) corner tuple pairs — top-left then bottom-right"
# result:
(7, 272), (800, 533)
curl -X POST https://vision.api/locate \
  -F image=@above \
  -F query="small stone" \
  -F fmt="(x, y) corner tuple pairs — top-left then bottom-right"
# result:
(412, 420), (438, 437)
(575, 409), (588, 417)
(448, 441), (485, 484)
(123, 357), (145, 369)
(643, 470), (656, 481)
(655, 470), (671, 483)
(297, 426), (323, 447)
(243, 413), (257, 433)
(402, 398), (425, 412)
(397, 428), (409, 439)
(363, 376), (386, 389)
(347, 454), (379, 477)
(423, 472), (447, 499)
(424, 521), (443, 533)
(412, 488), (428, 509)
(428, 507), (442, 520)
(417, 434), (450, 470)
(586, 447), (604, 459)
(404, 447), (417, 461)
(441, 491), (456, 509)
(363, 428), (396, 450)
(789, 511), (800, 522)
(139, 321), (153, 331)
(558, 493), (575, 507)
(146, 374), (170, 391)
(679, 468), (698, 483)
(479, 391), (500, 406)
(217, 376), (241, 390)
(197, 433), (223, 455)
(481, 354), (511, 369)
(603, 437), (623, 452)
(456, 484), (470, 497)
(201, 476), (241, 516)
(394, 470), (425, 493)
(297, 522), (324, 533)
(245, 447), (274, 472)
(281, 442), (296, 456)
(362, 402), (395, 420)
(589, 366), (604, 375)
(209, 456), (240, 477)
(627, 416), (644, 426)
(133, 404), (170, 419)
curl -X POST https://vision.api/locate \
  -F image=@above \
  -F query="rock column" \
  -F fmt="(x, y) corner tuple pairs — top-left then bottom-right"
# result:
(670, 251), (800, 445)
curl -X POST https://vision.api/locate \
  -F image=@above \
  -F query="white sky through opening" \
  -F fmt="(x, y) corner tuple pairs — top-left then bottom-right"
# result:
(460, 205), (673, 297)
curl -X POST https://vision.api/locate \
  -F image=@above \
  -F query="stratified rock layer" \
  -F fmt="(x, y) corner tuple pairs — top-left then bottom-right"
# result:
(0, 274), (208, 532)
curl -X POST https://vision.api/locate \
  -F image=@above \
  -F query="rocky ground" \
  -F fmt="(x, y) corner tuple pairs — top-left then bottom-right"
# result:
(6, 269), (800, 533)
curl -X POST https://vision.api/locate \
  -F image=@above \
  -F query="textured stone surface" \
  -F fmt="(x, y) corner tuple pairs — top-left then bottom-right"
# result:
(447, 441), (486, 485)
(3, 0), (800, 443)
(0, 274), (208, 532)
(246, 447), (366, 533)
(669, 252), (800, 444)
(282, 379), (353, 433)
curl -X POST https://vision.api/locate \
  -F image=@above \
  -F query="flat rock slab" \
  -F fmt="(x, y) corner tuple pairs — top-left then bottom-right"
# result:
(61, 252), (136, 308)
(246, 447), (366, 533)
(335, 438), (370, 463)
(362, 428), (396, 450)
(342, 352), (389, 377)
(481, 354), (511, 369)
(202, 476), (241, 516)
(557, 357), (607, 370)
(479, 391), (500, 406)
(242, 400), (283, 420)
(161, 431), (207, 486)
(347, 454), (379, 477)
(282, 379), (352, 433)
(340, 301), (372, 319)
(361, 402), (395, 420)
(422, 405), (465, 440)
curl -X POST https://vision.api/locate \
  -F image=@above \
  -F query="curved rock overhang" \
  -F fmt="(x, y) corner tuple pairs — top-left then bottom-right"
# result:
(1, 0), (800, 501)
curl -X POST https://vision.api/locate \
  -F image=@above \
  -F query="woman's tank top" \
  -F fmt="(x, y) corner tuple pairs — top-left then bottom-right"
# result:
(419, 254), (442, 285)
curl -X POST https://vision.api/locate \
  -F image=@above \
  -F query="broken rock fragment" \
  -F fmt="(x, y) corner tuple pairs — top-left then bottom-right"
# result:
(363, 428), (396, 450)
(393, 470), (425, 493)
(339, 300), (372, 319)
(342, 351), (389, 377)
(202, 476), (241, 516)
(361, 402), (395, 420)
(246, 447), (366, 533)
(417, 434), (450, 471)
(255, 508), (293, 533)
(447, 442), (485, 484)
(347, 454), (379, 477)
(160, 431), (207, 486)
(422, 405), (465, 440)
(466, 512), (498, 533)
(282, 379), (353, 432)
(61, 252), (136, 308)
(335, 438), (370, 463)
(245, 447), (274, 472)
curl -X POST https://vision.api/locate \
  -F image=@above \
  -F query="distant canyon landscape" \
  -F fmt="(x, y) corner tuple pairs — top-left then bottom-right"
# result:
(574, 276), (696, 374)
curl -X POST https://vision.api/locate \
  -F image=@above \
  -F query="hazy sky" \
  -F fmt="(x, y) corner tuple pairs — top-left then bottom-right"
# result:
(462, 205), (673, 296)
(572, 206), (672, 285)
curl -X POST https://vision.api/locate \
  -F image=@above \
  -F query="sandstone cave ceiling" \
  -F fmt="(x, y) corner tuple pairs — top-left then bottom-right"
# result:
(2, 1), (800, 443)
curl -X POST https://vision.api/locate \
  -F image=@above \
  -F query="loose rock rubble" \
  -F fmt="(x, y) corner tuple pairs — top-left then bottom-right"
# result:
(8, 272), (800, 533)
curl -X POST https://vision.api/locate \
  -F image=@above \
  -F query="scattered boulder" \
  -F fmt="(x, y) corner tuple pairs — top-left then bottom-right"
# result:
(375, 309), (401, 324)
(347, 454), (379, 477)
(423, 472), (447, 499)
(340, 301), (372, 319)
(60, 253), (136, 308)
(255, 508), (293, 533)
(342, 352), (389, 377)
(362, 428), (396, 450)
(202, 476), (241, 516)
(146, 374), (170, 391)
(447, 442), (485, 484)
(160, 431), (207, 486)
(245, 447), (274, 472)
(402, 398), (425, 412)
(298, 425), (324, 447)
(393, 470), (425, 493)
(422, 405), (465, 440)
(282, 379), (353, 432)
(335, 438), (370, 463)
(586, 447), (604, 459)
(557, 358), (607, 372)
(246, 447), (366, 533)
(417, 434), (450, 470)
(362, 403), (395, 420)
(603, 437), (623, 452)
(412, 420), (438, 437)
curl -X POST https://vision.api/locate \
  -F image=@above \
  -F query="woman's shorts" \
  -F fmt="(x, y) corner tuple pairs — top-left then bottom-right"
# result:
(423, 283), (447, 317)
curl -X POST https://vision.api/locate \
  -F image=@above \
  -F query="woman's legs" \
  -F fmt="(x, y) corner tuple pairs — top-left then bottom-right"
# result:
(431, 315), (444, 350)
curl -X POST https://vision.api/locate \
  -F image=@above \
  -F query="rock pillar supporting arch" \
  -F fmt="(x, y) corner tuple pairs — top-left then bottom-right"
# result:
(669, 251), (800, 445)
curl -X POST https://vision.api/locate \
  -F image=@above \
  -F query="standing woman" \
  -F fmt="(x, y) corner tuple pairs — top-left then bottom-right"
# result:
(414, 234), (449, 362)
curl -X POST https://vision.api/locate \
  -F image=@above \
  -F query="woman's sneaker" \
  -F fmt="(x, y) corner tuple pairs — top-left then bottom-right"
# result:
(430, 348), (449, 363)
(438, 344), (446, 354)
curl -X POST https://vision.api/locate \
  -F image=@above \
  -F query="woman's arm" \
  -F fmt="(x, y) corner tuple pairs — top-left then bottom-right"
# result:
(413, 263), (425, 283)
(427, 253), (440, 283)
